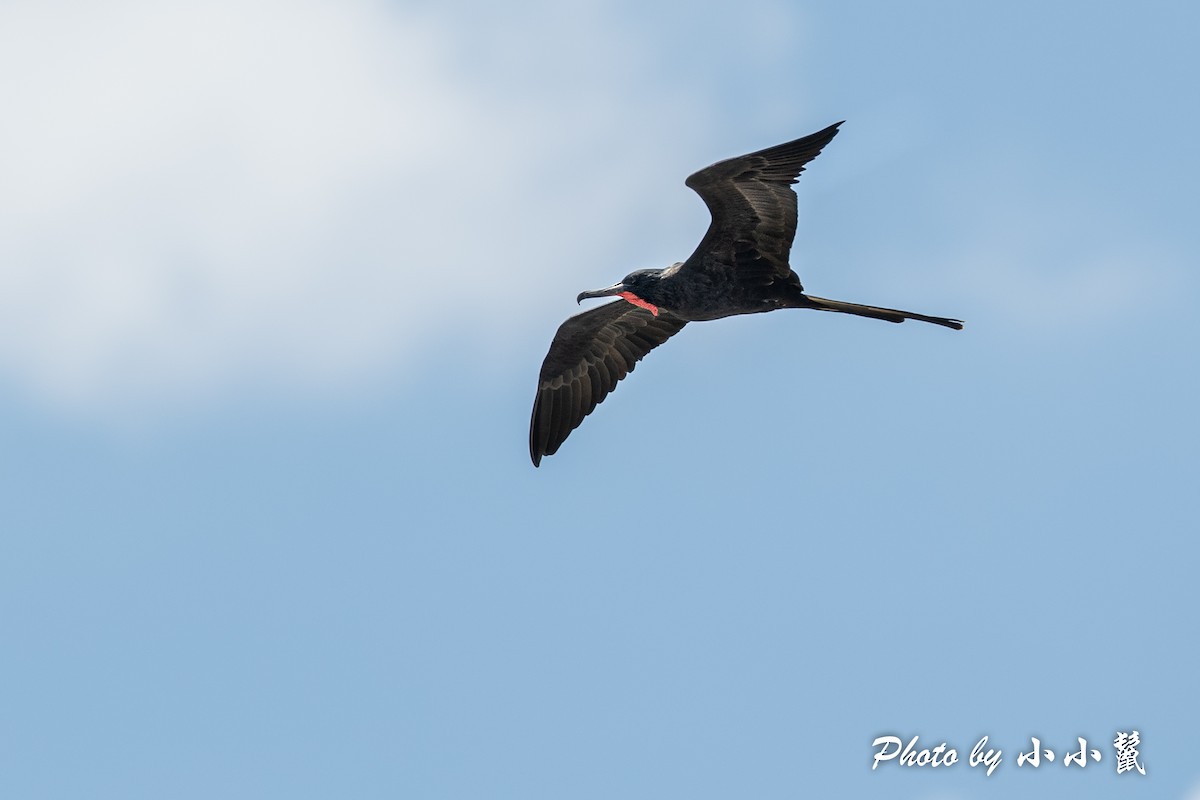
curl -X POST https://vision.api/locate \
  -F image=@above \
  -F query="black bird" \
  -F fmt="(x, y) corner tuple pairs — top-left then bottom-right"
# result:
(530, 122), (962, 466)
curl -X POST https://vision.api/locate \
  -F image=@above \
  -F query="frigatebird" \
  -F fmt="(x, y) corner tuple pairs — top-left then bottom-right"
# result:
(530, 121), (962, 466)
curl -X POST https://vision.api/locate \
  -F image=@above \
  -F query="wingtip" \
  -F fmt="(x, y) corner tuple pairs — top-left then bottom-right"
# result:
(530, 426), (544, 466)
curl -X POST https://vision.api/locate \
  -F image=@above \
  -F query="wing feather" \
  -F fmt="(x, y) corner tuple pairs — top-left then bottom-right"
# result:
(682, 121), (843, 282)
(530, 301), (687, 465)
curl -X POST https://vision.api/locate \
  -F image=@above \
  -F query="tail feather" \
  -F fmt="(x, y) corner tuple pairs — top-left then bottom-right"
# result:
(803, 294), (963, 330)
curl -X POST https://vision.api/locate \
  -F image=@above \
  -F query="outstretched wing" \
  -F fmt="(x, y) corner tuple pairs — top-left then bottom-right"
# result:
(681, 121), (842, 285)
(530, 301), (687, 466)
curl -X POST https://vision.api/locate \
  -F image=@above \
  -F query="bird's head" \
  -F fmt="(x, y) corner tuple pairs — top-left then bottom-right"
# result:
(576, 269), (664, 316)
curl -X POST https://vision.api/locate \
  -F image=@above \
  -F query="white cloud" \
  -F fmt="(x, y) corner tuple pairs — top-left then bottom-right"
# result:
(0, 0), (718, 417)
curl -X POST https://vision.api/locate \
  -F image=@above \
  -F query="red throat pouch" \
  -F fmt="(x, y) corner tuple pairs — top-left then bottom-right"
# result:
(618, 291), (659, 316)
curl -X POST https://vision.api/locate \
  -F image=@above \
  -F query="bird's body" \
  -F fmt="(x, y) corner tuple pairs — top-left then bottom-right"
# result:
(530, 122), (962, 466)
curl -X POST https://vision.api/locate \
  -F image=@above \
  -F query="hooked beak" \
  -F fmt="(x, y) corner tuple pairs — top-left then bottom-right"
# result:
(576, 283), (626, 304)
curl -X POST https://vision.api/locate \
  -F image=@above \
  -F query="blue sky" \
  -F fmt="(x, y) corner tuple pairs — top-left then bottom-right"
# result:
(2, 1), (1198, 798)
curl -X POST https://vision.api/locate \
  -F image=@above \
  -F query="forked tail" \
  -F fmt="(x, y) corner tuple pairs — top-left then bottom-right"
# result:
(802, 294), (964, 330)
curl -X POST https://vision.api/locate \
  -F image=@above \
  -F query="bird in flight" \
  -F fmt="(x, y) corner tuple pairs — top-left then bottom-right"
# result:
(529, 121), (962, 466)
